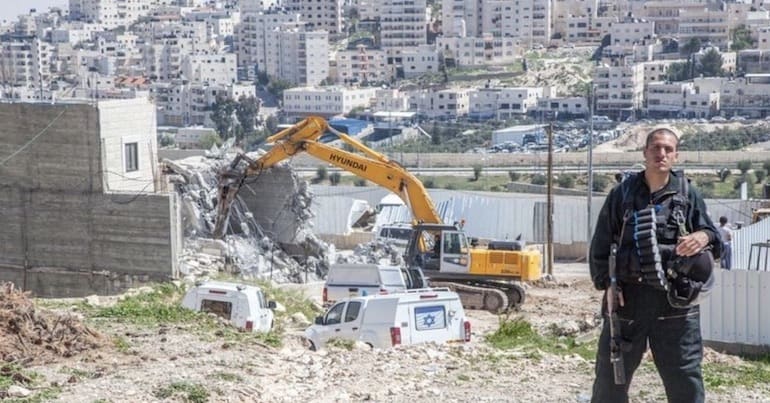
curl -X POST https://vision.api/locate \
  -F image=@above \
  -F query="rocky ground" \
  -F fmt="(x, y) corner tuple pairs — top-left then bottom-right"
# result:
(1, 263), (767, 402)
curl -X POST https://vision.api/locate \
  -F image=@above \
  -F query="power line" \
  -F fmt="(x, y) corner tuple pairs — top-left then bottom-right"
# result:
(0, 108), (67, 167)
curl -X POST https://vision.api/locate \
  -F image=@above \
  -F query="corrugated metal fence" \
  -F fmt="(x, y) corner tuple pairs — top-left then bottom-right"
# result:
(701, 269), (770, 346)
(729, 217), (770, 270)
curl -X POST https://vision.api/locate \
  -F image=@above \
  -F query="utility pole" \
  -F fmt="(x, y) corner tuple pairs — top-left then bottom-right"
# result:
(587, 84), (595, 259)
(546, 123), (554, 277)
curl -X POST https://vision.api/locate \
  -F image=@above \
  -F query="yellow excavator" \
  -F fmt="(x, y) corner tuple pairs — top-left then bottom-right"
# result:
(213, 116), (541, 312)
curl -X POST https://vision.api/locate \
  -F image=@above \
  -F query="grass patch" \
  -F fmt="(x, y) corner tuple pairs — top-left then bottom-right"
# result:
(153, 381), (209, 403)
(326, 338), (356, 351)
(704, 355), (770, 389)
(485, 317), (596, 360)
(211, 372), (243, 383)
(93, 283), (196, 324)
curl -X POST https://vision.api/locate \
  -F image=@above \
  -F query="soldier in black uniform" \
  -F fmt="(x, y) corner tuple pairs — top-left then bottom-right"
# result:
(589, 127), (722, 402)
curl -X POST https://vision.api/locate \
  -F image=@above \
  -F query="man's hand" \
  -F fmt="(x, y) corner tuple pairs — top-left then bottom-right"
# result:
(676, 231), (709, 257)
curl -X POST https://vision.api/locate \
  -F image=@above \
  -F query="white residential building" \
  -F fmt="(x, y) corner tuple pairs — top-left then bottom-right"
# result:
(335, 45), (391, 85)
(638, 2), (707, 36)
(533, 96), (590, 117)
(152, 81), (256, 127)
(410, 87), (471, 119)
(594, 61), (644, 120)
(181, 53), (238, 85)
(738, 49), (770, 74)
(610, 18), (654, 47)
(395, 45), (439, 78)
(0, 34), (52, 88)
(374, 89), (410, 112)
(468, 86), (542, 120)
(678, 8), (729, 51)
(552, 0), (596, 42)
(718, 74), (770, 117)
(758, 26), (770, 50)
(235, 11), (300, 79)
(436, 35), (518, 66)
(284, 0), (344, 34)
(282, 86), (377, 117)
(68, 0), (157, 29)
(141, 36), (195, 80)
(443, 0), (551, 47)
(645, 81), (691, 117)
(267, 28), (329, 86)
(378, 0), (427, 49)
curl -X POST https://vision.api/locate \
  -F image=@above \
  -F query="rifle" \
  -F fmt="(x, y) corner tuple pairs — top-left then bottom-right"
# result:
(608, 243), (626, 385)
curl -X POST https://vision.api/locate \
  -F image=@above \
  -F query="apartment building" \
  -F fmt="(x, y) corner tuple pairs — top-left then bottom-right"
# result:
(552, 0), (596, 42)
(374, 89), (410, 112)
(533, 96), (589, 117)
(69, 0), (159, 29)
(678, 8), (729, 50)
(335, 45), (391, 85)
(152, 80), (256, 126)
(410, 87), (471, 119)
(181, 53), (237, 85)
(0, 34), (52, 88)
(638, 2), (707, 36)
(443, 0), (550, 47)
(563, 15), (613, 43)
(284, 0), (344, 34)
(594, 60), (644, 120)
(141, 36), (195, 80)
(282, 86), (377, 117)
(235, 11), (300, 79)
(610, 18), (654, 46)
(437, 34), (518, 66)
(378, 0), (427, 49)
(738, 49), (770, 74)
(395, 45), (439, 78)
(640, 59), (682, 84)
(269, 28), (329, 86)
(468, 86), (542, 120)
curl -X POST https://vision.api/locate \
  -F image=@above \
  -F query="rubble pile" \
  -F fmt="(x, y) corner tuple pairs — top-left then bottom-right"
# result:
(0, 283), (104, 364)
(336, 240), (404, 266)
(163, 151), (332, 283)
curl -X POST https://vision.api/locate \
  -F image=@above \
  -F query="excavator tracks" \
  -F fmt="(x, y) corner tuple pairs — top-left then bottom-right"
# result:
(429, 280), (526, 314)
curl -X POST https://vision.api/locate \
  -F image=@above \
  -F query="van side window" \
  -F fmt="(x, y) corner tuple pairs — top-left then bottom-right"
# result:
(325, 302), (345, 325)
(344, 301), (361, 322)
(414, 305), (447, 331)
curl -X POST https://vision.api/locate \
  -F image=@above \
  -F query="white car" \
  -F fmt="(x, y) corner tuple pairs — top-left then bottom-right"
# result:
(181, 281), (276, 332)
(323, 263), (408, 306)
(305, 288), (470, 350)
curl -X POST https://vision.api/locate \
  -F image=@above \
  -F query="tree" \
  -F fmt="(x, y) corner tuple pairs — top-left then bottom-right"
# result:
(531, 174), (547, 185)
(316, 166), (328, 182)
(755, 170), (767, 184)
(592, 174), (610, 192)
(235, 95), (260, 137)
(265, 115), (279, 134)
(198, 132), (223, 149)
(699, 49), (723, 77)
(667, 62), (692, 82)
(557, 174), (575, 189)
(737, 160), (752, 174)
(209, 97), (237, 139)
(329, 172), (342, 185)
(731, 25), (755, 52)
(508, 171), (521, 182)
(680, 37), (702, 56)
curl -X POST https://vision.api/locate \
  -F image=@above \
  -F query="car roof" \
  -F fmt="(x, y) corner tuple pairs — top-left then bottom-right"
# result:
(191, 281), (261, 293)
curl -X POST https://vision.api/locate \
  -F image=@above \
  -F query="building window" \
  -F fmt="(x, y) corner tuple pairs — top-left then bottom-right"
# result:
(125, 142), (138, 172)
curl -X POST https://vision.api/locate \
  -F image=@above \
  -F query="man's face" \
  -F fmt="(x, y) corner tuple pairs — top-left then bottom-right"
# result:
(643, 131), (678, 174)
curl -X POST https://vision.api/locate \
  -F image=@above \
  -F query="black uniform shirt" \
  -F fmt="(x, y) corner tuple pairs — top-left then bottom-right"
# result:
(589, 171), (722, 290)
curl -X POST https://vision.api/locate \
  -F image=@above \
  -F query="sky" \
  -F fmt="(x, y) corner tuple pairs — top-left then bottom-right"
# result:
(1, 1), (68, 23)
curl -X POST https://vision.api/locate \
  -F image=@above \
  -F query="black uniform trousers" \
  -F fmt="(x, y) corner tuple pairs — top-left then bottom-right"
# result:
(591, 283), (705, 403)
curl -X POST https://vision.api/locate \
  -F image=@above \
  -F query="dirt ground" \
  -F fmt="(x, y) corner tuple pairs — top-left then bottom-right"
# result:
(1, 263), (762, 402)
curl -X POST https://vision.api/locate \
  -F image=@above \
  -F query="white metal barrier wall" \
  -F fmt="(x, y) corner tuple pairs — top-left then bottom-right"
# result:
(730, 218), (770, 270)
(701, 269), (770, 346)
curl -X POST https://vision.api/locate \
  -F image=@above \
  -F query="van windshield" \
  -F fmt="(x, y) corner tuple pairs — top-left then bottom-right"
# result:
(380, 270), (405, 287)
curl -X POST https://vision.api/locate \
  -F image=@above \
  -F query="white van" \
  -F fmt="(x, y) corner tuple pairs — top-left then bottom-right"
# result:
(323, 263), (407, 306)
(305, 288), (471, 350)
(181, 281), (276, 333)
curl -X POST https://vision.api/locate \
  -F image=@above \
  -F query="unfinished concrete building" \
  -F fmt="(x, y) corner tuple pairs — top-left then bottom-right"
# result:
(0, 99), (182, 297)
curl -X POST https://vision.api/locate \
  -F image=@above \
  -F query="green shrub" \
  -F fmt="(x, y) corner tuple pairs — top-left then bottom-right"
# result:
(508, 171), (521, 182)
(329, 172), (341, 185)
(738, 160), (753, 174)
(472, 164), (483, 181)
(316, 166), (328, 181)
(423, 179), (435, 188)
(592, 174), (610, 192)
(557, 174), (575, 188)
(531, 174), (547, 185)
(354, 178), (367, 187)
(756, 170), (767, 184)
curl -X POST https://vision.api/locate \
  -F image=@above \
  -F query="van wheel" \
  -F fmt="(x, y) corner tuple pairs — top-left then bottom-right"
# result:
(305, 338), (316, 351)
(365, 343), (374, 350)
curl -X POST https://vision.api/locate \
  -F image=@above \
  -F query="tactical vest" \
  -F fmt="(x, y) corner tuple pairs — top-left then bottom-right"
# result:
(615, 172), (690, 284)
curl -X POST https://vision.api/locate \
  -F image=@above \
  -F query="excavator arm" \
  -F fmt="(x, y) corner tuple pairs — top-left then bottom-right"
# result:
(213, 116), (441, 238)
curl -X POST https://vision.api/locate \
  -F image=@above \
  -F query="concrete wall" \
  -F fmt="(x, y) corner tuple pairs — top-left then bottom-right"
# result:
(0, 102), (180, 297)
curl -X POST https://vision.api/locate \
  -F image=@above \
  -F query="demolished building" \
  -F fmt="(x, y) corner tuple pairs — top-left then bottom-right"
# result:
(0, 99), (330, 298)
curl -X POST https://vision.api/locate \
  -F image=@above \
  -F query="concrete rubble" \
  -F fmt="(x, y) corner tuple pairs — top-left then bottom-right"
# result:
(336, 240), (404, 266)
(163, 150), (332, 283)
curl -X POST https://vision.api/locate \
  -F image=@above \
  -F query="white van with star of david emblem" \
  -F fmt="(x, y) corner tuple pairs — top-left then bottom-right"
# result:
(304, 288), (470, 350)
